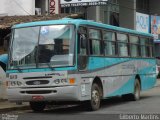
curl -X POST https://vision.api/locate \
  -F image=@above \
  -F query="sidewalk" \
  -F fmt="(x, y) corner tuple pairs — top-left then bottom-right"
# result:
(0, 100), (30, 113)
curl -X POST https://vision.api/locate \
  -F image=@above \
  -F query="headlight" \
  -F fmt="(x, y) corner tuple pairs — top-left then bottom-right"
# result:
(7, 81), (23, 87)
(53, 78), (76, 85)
(9, 75), (17, 79)
(53, 79), (68, 84)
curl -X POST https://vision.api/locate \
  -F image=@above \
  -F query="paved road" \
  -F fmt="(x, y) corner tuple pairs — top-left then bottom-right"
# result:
(1, 84), (160, 120)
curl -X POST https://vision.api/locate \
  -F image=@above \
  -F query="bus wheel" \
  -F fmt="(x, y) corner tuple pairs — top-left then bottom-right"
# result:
(88, 83), (101, 111)
(122, 79), (140, 101)
(30, 101), (46, 112)
(132, 79), (141, 101)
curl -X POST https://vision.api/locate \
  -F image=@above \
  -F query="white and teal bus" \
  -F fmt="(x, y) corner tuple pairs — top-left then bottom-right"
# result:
(7, 18), (156, 111)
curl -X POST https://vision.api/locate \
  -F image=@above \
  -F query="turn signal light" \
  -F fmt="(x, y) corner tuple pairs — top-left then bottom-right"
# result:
(69, 78), (75, 84)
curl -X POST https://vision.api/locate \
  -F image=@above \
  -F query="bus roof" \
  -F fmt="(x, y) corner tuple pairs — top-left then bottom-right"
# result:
(13, 18), (153, 37)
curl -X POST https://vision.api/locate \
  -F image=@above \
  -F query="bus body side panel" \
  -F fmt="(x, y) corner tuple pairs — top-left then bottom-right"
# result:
(68, 73), (93, 101)
(139, 59), (157, 91)
(6, 57), (156, 102)
(79, 57), (156, 98)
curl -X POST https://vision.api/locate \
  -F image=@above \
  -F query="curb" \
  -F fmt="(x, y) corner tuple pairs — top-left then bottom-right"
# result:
(0, 106), (30, 113)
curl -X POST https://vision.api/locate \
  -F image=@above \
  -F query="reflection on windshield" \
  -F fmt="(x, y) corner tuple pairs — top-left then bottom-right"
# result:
(10, 25), (75, 69)
(11, 27), (39, 68)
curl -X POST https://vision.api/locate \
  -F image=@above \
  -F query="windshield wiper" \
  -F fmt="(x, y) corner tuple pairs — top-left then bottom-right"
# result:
(10, 61), (22, 73)
(13, 65), (22, 73)
(46, 63), (54, 70)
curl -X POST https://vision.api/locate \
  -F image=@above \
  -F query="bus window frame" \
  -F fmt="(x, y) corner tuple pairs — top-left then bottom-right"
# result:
(8, 24), (77, 70)
(102, 30), (117, 57)
(129, 34), (140, 58)
(77, 24), (154, 59)
(116, 32), (130, 57)
(139, 36), (154, 58)
(88, 27), (104, 57)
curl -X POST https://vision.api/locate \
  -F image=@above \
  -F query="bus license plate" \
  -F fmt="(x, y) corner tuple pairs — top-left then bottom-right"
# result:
(32, 96), (44, 101)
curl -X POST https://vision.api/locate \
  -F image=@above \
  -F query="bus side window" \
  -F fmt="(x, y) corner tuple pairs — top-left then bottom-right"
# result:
(140, 37), (152, 57)
(148, 38), (154, 57)
(103, 31), (116, 56)
(117, 33), (129, 57)
(129, 35), (139, 57)
(89, 29), (102, 56)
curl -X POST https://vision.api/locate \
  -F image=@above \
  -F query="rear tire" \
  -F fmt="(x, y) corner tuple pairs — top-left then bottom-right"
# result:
(88, 83), (102, 111)
(122, 79), (140, 101)
(132, 79), (141, 101)
(30, 101), (46, 112)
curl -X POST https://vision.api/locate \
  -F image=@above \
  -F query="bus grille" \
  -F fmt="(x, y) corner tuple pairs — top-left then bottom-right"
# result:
(20, 90), (57, 94)
(26, 80), (49, 85)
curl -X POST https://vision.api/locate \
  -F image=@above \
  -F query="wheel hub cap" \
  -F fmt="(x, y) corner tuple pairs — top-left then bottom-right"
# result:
(92, 90), (100, 105)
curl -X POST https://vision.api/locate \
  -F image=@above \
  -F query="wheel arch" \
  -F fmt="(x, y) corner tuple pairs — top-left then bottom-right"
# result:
(135, 74), (141, 90)
(92, 76), (103, 98)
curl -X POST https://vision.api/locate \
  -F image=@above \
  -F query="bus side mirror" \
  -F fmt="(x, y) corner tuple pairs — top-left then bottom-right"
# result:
(80, 34), (87, 49)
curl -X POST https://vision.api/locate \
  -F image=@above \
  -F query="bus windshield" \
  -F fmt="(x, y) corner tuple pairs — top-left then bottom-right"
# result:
(9, 25), (75, 69)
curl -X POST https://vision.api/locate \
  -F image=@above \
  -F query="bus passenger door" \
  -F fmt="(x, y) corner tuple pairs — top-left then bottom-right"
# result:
(77, 27), (92, 100)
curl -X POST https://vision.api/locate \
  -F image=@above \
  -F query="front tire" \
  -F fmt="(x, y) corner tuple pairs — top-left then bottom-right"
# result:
(30, 101), (46, 112)
(88, 83), (102, 111)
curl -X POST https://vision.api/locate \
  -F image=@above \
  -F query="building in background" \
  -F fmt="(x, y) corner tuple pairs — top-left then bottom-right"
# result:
(61, 0), (119, 26)
(1, 0), (160, 52)
(0, 0), (35, 16)
(0, 0), (59, 54)
(1, 0), (160, 29)
(60, 0), (160, 72)
(0, 0), (59, 16)
(60, 0), (160, 31)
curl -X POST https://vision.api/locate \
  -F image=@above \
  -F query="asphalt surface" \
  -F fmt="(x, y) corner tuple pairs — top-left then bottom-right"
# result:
(1, 83), (160, 120)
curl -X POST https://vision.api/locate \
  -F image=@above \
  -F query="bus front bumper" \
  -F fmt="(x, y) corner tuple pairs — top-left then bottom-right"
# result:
(7, 86), (80, 102)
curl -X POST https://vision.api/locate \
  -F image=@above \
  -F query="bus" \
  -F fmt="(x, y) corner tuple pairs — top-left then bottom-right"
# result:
(6, 18), (156, 111)
(154, 40), (160, 75)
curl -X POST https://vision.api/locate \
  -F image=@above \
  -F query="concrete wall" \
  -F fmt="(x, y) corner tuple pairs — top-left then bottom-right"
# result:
(87, 6), (97, 22)
(0, 66), (7, 99)
(119, 0), (136, 29)
(0, 0), (35, 16)
(87, 6), (105, 23)
(0, 1), (7, 16)
(87, 0), (136, 29)
(149, 0), (160, 15)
